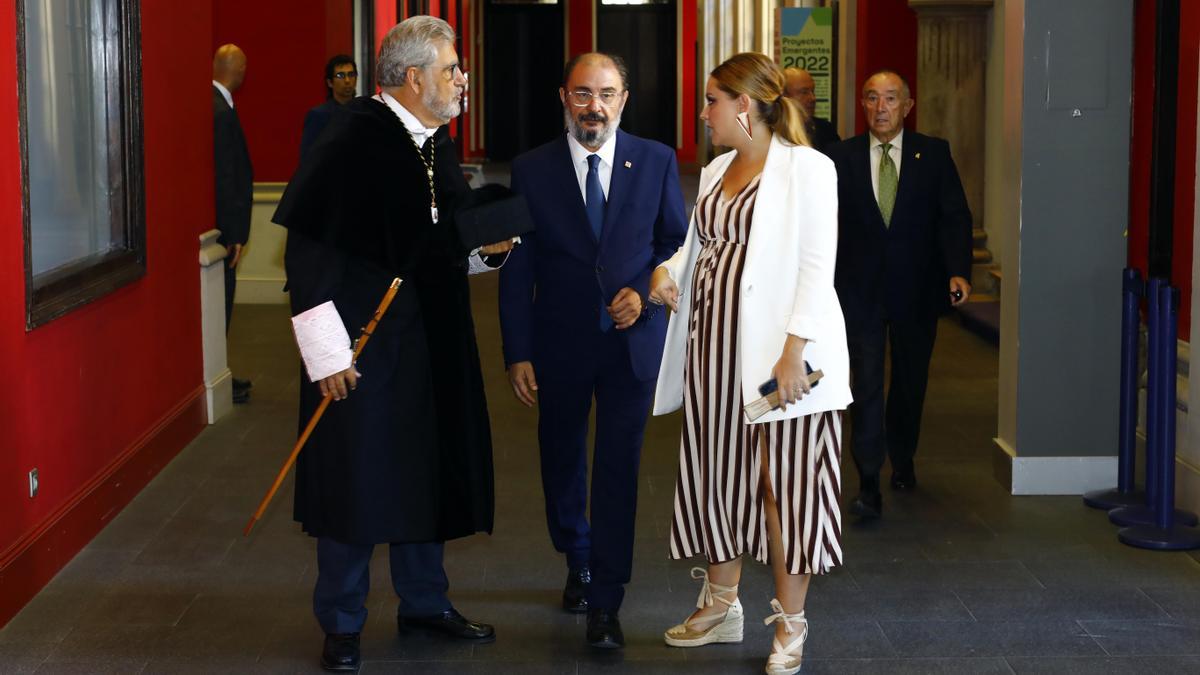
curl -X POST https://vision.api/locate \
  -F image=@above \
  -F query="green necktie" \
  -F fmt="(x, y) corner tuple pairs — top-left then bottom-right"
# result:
(877, 142), (898, 226)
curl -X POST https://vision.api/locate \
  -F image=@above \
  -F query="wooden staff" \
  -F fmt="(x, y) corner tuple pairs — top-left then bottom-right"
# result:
(243, 277), (403, 537)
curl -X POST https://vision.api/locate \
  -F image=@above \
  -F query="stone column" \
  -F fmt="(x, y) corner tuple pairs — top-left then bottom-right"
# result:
(199, 229), (233, 424)
(909, 0), (993, 286)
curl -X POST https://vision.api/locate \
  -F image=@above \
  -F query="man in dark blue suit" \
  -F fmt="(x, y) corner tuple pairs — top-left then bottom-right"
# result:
(300, 55), (358, 157)
(498, 53), (687, 649)
(827, 70), (973, 520)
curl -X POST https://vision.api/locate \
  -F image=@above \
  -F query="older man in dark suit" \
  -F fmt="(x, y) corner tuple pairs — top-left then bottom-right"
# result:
(212, 44), (254, 402)
(827, 70), (972, 519)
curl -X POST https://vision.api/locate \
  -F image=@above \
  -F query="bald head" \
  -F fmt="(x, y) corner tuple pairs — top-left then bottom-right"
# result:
(783, 67), (816, 118)
(213, 44), (247, 92)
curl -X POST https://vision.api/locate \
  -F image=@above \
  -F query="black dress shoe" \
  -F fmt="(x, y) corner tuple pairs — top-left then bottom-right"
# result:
(562, 566), (591, 614)
(320, 632), (360, 672)
(890, 470), (918, 491)
(232, 388), (250, 404)
(398, 608), (495, 642)
(586, 608), (624, 649)
(233, 377), (253, 391)
(849, 491), (882, 519)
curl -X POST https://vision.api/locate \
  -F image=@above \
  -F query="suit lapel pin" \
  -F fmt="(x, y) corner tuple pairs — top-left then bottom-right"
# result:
(915, 152), (921, 159)
(624, 161), (632, 168)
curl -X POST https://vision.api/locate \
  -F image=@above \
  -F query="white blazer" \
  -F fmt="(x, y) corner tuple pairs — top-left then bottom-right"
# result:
(652, 136), (852, 423)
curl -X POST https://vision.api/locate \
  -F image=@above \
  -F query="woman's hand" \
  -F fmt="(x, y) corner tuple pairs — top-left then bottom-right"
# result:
(648, 266), (679, 312)
(771, 335), (811, 410)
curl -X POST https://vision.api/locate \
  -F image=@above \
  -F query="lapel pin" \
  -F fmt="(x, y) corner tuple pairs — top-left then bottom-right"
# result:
(915, 152), (921, 159)
(624, 161), (632, 168)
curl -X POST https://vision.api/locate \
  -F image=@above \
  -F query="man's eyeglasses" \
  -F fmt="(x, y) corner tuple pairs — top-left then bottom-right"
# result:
(568, 90), (622, 107)
(439, 63), (464, 81)
(332, 71), (358, 80)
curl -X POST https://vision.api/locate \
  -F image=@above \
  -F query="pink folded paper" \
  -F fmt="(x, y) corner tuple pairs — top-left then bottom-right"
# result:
(291, 300), (353, 381)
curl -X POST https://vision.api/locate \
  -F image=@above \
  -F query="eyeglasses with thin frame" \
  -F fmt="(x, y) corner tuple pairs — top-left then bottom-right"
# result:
(331, 71), (358, 80)
(438, 62), (465, 81)
(567, 89), (623, 107)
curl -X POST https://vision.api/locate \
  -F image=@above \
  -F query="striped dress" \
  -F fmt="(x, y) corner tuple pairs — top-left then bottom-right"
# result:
(668, 173), (844, 575)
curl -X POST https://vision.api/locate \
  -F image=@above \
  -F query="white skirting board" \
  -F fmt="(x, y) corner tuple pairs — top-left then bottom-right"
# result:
(993, 438), (1118, 495)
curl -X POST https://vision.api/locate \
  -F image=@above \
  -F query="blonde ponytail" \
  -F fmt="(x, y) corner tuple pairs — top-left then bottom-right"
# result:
(711, 52), (810, 147)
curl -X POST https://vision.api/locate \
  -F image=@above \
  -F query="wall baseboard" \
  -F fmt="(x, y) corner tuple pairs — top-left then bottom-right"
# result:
(0, 388), (207, 628)
(992, 440), (1118, 495)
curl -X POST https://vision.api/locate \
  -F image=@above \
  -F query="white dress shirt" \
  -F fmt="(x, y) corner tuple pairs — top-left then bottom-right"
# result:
(566, 132), (616, 204)
(212, 80), (233, 109)
(376, 91), (441, 146)
(869, 129), (904, 202)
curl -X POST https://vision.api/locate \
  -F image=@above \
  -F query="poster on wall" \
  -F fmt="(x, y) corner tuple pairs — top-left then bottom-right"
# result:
(777, 7), (835, 121)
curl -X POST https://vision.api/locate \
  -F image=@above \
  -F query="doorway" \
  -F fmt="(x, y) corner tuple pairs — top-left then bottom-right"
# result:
(484, 0), (565, 160)
(596, 0), (676, 148)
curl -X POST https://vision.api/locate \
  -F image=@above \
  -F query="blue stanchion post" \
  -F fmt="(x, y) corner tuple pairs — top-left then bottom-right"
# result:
(1119, 285), (1200, 550)
(1108, 279), (1198, 527)
(1084, 269), (1145, 509)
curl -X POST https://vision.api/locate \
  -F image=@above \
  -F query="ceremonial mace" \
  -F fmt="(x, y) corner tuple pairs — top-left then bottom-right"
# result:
(243, 277), (403, 536)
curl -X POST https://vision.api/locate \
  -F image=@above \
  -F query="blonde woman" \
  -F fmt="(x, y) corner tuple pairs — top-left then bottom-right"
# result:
(649, 52), (851, 675)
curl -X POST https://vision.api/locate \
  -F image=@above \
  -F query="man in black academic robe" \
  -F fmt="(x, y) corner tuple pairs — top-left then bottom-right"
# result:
(273, 17), (512, 672)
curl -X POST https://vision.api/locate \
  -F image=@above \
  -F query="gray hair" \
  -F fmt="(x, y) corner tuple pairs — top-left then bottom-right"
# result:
(377, 16), (456, 87)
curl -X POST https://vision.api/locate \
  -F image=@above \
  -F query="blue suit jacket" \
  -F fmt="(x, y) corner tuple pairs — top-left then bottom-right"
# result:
(499, 130), (687, 381)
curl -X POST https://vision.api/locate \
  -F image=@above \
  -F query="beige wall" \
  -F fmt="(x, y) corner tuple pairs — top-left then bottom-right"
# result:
(234, 183), (289, 305)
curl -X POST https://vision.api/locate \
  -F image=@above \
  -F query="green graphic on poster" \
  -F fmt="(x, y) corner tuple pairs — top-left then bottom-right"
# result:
(779, 7), (834, 120)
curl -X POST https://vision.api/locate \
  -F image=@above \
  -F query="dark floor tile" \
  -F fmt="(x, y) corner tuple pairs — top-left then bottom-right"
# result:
(1079, 619), (1200, 655)
(45, 624), (172, 661)
(956, 588), (1169, 622)
(34, 659), (147, 674)
(74, 589), (197, 628)
(879, 620), (1104, 658)
(1006, 655), (1200, 674)
(0, 641), (53, 674)
(850, 561), (1041, 591)
(1140, 586), (1200, 619)
(806, 589), (973, 622)
(802, 657), (1014, 674)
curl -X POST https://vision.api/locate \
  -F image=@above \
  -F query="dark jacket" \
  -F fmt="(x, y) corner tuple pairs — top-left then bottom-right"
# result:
(300, 98), (347, 158)
(273, 97), (494, 544)
(213, 86), (253, 247)
(808, 116), (841, 156)
(498, 130), (688, 382)
(827, 130), (972, 325)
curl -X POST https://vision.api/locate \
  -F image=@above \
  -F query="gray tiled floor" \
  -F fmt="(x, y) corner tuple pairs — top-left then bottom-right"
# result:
(5, 213), (1200, 672)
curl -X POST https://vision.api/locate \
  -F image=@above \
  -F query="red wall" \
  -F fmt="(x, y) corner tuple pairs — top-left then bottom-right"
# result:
(854, 0), (918, 135)
(212, 0), (355, 182)
(1127, 0), (1199, 338)
(0, 0), (211, 625)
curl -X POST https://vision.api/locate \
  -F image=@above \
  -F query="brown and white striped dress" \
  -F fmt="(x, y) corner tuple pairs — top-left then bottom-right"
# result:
(669, 174), (844, 575)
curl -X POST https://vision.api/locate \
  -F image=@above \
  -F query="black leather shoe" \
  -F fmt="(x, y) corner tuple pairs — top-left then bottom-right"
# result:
(232, 377), (253, 392)
(586, 608), (624, 649)
(849, 491), (882, 519)
(562, 566), (591, 613)
(232, 388), (250, 404)
(890, 470), (918, 491)
(320, 632), (360, 672)
(398, 608), (495, 642)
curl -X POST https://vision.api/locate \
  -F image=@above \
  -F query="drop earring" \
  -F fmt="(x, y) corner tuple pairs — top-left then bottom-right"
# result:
(736, 111), (753, 140)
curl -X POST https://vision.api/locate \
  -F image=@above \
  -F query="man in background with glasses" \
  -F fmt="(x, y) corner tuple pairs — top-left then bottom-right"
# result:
(499, 52), (687, 650)
(300, 55), (358, 157)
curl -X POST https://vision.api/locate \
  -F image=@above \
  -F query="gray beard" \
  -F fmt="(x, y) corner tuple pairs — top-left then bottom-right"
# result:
(565, 110), (620, 148)
(424, 88), (462, 123)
